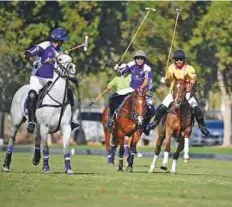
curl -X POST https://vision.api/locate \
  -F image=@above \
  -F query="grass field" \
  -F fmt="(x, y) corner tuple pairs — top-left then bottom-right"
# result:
(1, 152), (232, 207)
(35, 144), (232, 154)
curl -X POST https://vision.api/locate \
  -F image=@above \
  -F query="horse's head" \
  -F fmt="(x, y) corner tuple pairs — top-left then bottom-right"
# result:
(132, 90), (147, 126)
(55, 53), (77, 78)
(172, 79), (188, 107)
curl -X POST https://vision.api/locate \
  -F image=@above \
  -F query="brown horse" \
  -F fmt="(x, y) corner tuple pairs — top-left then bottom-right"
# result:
(149, 79), (193, 174)
(102, 90), (146, 172)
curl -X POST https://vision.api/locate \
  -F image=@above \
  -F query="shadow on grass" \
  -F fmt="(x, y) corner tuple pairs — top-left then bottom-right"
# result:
(1, 170), (101, 176)
(178, 172), (232, 179)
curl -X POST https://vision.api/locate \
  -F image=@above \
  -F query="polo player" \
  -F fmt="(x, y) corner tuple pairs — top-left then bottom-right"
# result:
(145, 49), (210, 137)
(106, 50), (155, 134)
(24, 28), (79, 133)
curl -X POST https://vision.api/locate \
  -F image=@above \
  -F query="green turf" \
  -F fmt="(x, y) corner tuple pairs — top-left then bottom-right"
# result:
(1, 153), (232, 207)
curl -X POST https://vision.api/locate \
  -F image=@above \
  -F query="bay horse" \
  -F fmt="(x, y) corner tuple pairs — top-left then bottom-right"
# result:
(102, 90), (146, 172)
(102, 106), (133, 165)
(149, 79), (193, 174)
(3, 53), (77, 174)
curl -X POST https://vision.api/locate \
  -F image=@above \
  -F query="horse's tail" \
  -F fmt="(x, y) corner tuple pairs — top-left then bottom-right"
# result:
(10, 84), (29, 124)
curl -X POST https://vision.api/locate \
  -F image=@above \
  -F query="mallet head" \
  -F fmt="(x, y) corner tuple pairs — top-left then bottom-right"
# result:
(145, 8), (156, 12)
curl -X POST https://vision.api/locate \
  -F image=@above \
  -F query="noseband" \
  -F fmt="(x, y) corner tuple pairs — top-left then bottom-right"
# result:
(131, 92), (146, 121)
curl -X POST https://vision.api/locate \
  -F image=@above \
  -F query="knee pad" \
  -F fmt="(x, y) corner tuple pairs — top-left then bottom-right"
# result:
(28, 90), (38, 101)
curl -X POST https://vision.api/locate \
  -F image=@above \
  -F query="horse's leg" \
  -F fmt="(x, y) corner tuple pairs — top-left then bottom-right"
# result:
(32, 125), (41, 166)
(161, 127), (173, 171)
(60, 123), (73, 174)
(3, 118), (25, 172)
(107, 129), (118, 165)
(182, 126), (191, 162)
(149, 132), (165, 173)
(37, 124), (50, 173)
(41, 129), (50, 174)
(124, 136), (130, 158)
(171, 136), (184, 173)
(102, 106), (112, 163)
(183, 137), (190, 162)
(117, 134), (125, 171)
(127, 130), (142, 172)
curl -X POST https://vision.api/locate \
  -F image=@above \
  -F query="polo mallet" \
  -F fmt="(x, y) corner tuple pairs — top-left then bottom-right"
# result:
(118, 7), (156, 64)
(88, 88), (109, 107)
(164, 8), (180, 73)
(68, 35), (89, 53)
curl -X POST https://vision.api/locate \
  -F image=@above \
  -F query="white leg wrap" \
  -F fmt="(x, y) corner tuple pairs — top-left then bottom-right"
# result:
(171, 159), (177, 173)
(184, 138), (189, 159)
(162, 151), (169, 167)
(149, 154), (158, 172)
(162, 93), (173, 108)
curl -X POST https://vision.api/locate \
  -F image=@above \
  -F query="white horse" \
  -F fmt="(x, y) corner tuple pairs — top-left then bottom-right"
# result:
(3, 53), (77, 174)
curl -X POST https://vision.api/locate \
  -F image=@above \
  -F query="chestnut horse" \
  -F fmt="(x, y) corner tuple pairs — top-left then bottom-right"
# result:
(149, 79), (193, 174)
(102, 90), (146, 172)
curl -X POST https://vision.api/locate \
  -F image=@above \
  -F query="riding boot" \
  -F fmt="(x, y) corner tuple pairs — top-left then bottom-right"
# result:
(27, 90), (38, 133)
(71, 109), (79, 130)
(67, 88), (79, 130)
(143, 104), (156, 136)
(192, 106), (210, 137)
(145, 104), (168, 132)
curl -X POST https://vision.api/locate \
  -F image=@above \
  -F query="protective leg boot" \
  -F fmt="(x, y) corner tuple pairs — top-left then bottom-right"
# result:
(145, 104), (168, 132)
(27, 90), (38, 133)
(192, 106), (210, 137)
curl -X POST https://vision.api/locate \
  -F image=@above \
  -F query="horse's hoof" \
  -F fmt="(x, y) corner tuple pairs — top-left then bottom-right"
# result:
(43, 169), (50, 174)
(108, 162), (114, 166)
(171, 171), (176, 174)
(65, 169), (74, 175)
(43, 165), (50, 174)
(33, 159), (40, 166)
(117, 168), (123, 172)
(126, 166), (133, 173)
(32, 154), (41, 166)
(148, 168), (154, 173)
(183, 158), (190, 163)
(2, 166), (10, 172)
(160, 166), (168, 171)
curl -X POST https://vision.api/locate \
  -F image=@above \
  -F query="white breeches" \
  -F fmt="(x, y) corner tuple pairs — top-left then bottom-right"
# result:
(117, 87), (134, 95)
(162, 92), (198, 108)
(29, 75), (54, 94)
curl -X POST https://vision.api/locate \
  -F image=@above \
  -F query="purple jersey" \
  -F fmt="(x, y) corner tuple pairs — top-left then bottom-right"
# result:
(120, 60), (152, 90)
(25, 41), (61, 79)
